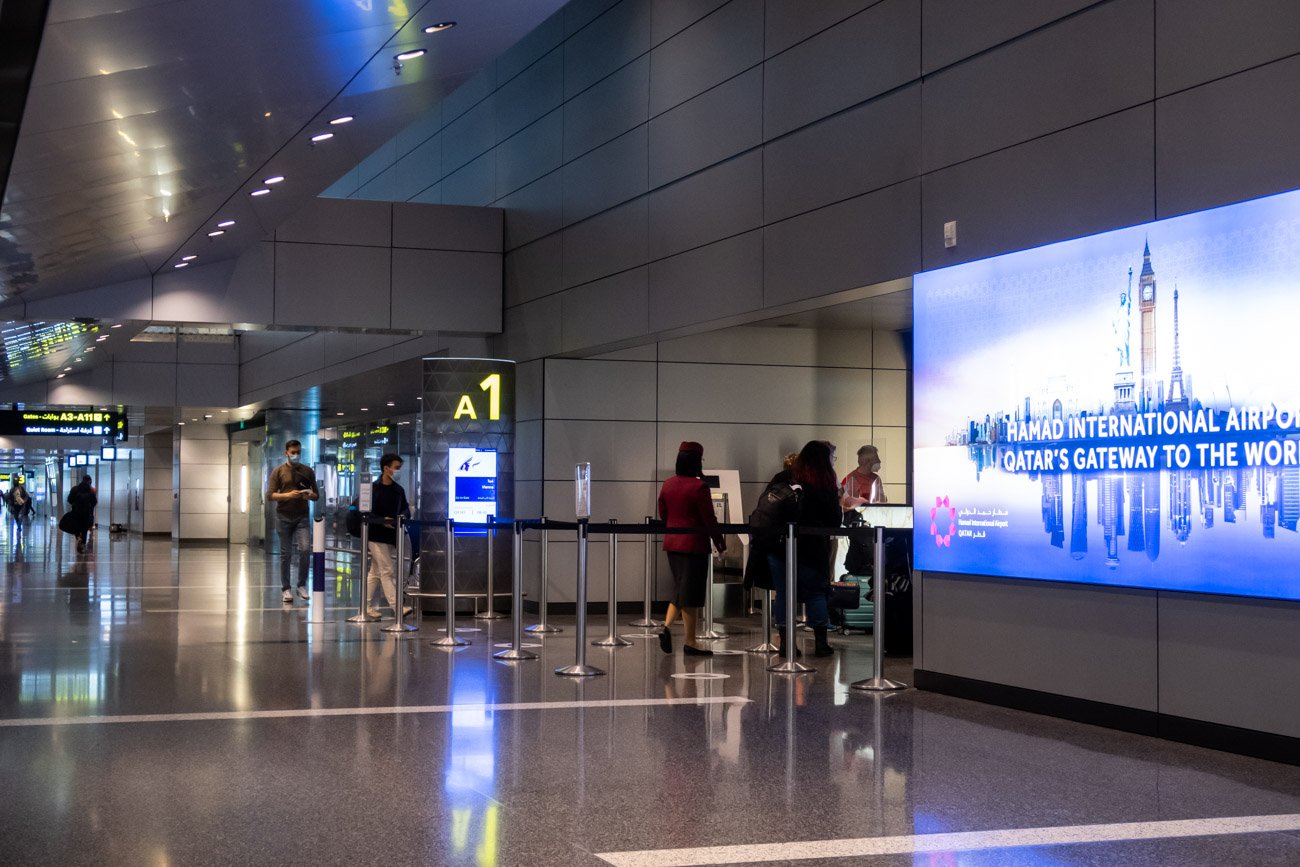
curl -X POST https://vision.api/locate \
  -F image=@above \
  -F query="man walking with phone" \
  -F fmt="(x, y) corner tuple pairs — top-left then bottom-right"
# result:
(267, 439), (319, 604)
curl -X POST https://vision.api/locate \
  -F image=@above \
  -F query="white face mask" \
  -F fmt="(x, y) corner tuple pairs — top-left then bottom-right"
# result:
(871, 462), (882, 473)
(287, 453), (301, 465)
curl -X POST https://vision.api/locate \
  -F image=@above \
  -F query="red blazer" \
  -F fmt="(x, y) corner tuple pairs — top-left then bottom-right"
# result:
(658, 475), (723, 554)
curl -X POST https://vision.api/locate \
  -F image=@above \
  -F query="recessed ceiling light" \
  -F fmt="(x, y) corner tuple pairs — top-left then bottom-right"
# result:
(336, 412), (344, 416)
(178, 421), (185, 426)
(64, 367), (72, 372)
(159, 188), (172, 197)
(251, 188), (271, 197)
(264, 176), (285, 185)
(329, 116), (354, 125)
(110, 324), (123, 328)
(217, 220), (235, 228)
(360, 407), (369, 412)
(220, 409), (228, 413)
(386, 401), (395, 407)
(85, 347), (95, 353)
(264, 111), (272, 118)
(395, 49), (426, 61)
(96, 336), (109, 342)
(57, 373), (66, 379)
(424, 21), (455, 33)
(310, 132), (334, 143)
(207, 230), (225, 237)
(174, 261), (190, 268)
(75, 357), (83, 362)
(181, 255), (197, 262)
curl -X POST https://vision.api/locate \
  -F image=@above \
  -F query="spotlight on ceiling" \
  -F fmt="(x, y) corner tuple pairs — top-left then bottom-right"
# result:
(329, 116), (354, 125)
(217, 220), (235, 228)
(424, 21), (455, 33)
(181, 255), (197, 262)
(264, 176), (285, 185)
(207, 230), (225, 237)
(251, 188), (271, 197)
(174, 261), (190, 268)
(310, 132), (334, 143)
(395, 49), (426, 61)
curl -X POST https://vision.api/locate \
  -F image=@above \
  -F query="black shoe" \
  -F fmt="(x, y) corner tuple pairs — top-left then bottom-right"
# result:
(658, 628), (673, 654)
(683, 644), (713, 656)
(777, 628), (802, 658)
(813, 626), (834, 657)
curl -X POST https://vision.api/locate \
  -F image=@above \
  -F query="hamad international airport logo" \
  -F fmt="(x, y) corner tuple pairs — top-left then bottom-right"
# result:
(930, 495), (956, 547)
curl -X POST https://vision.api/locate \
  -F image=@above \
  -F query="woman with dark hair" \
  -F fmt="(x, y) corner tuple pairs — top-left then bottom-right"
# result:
(767, 440), (841, 657)
(66, 474), (98, 554)
(657, 441), (726, 656)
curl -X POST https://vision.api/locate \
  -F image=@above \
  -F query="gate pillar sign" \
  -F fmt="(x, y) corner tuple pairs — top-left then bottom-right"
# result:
(420, 359), (516, 602)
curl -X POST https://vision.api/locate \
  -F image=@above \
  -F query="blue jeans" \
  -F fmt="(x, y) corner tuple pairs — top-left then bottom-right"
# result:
(767, 554), (830, 629)
(276, 514), (311, 590)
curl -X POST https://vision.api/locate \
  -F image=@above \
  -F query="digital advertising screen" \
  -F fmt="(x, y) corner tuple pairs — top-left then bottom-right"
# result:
(447, 447), (497, 533)
(914, 187), (1300, 602)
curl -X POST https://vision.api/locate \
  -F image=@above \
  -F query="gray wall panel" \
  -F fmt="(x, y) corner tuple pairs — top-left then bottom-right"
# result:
(764, 0), (880, 59)
(648, 150), (762, 259)
(650, 0), (730, 45)
(440, 66), (495, 125)
(647, 66), (762, 188)
(561, 267), (650, 352)
(498, 170), (565, 249)
(498, 8), (565, 84)
(921, 574), (1160, 710)
(543, 357), (655, 421)
(392, 203), (502, 253)
(920, 0), (1097, 73)
(502, 295), (563, 362)
(441, 98), (496, 175)
(647, 230), (762, 332)
(275, 199), (391, 247)
(382, 136), (442, 202)
(564, 55), (650, 160)
(562, 126), (648, 224)
(1157, 593), (1300, 738)
(1156, 0), (1300, 95)
(494, 46), (564, 142)
(764, 84), (920, 223)
(390, 249), (501, 332)
(442, 151), (497, 207)
(658, 362), (872, 426)
(504, 234), (563, 307)
(1155, 54), (1300, 219)
(563, 0), (653, 98)
(922, 0), (1153, 172)
(648, 0), (762, 116)
(543, 419), (657, 480)
(272, 244), (390, 329)
(763, 0), (919, 140)
(764, 179), (921, 307)
(496, 109), (564, 198)
(566, 0), (628, 38)
(921, 107), (1155, 270)
(562, 197), (648, 287)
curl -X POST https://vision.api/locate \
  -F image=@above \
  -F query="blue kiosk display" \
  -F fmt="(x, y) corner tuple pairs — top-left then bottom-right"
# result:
(914, 188), (1300, 603)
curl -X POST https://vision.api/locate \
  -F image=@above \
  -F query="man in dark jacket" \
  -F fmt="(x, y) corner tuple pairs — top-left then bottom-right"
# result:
(266, 439), (319, 604)
(67, 475), (97, 553)
(365, 453), (411, 619)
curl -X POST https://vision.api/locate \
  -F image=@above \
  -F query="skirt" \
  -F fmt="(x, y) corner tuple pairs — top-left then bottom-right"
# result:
(666, 551), (709, 608)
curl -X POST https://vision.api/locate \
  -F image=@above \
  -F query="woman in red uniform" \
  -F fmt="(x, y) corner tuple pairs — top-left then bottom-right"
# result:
(657, 441), (726, 656)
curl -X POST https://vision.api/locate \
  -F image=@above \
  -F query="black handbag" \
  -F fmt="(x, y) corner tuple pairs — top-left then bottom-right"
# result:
(829, 578), (861, 609)
(58, 511), (79, 535)
(743, 544), (774, 591)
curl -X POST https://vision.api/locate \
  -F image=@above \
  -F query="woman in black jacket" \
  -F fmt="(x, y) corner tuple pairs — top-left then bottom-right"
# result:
(67, 475), (98, 553)
(770, 441), (841, 657)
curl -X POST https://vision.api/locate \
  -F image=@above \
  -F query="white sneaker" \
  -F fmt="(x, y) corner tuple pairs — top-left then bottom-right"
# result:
(282, 590), (294, 604)
(366, 607), (383, 619)
(297, 585), (309, 600)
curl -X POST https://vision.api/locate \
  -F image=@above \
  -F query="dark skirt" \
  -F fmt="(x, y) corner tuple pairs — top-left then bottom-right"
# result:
(666, 551), (709, 608)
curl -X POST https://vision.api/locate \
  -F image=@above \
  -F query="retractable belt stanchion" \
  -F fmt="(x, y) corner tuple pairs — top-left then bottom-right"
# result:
(746, 561), (778, 653)
(381, 516), (416, 634)
(525, 518), (560, 634)
(556, 518), (604, 676)
(309, 517), (327, 622)
(697, 549), (725, 640)
(476, 516), (506, 620)
(494, 520), (538, 661)
(593, 519), (630, 648)
(768, 522), (813, 674)
(431, 519), (469, 646)
(629, 516), (660, 628)
(851, 525), (906, 691)
(346, 514), (378, 623)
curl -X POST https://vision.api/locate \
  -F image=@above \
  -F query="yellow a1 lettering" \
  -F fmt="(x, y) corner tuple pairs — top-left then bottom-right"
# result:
(453, 395), (478, 419)
(479, 373), (501, 420)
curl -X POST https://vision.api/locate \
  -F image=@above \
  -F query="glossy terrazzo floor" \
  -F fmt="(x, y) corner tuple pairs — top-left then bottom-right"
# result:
(1, 522), (1298, 866)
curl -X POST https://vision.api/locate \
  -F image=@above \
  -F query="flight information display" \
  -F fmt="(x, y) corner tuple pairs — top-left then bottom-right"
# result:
(447, 447), (497, 533)
(0, 409), (127, 439)
(913, 187), (1300, 602)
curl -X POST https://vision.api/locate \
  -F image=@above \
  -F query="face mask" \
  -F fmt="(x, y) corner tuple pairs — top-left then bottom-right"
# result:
(389, 470), (401, 479)
(871, 462), (882, 473)
(287, 454), (300, 465)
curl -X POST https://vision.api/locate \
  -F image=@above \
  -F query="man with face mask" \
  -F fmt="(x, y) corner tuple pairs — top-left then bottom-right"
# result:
(364, 453), (411, 619)
(267, 439), (320, 604)
(841, 444), (887, 508)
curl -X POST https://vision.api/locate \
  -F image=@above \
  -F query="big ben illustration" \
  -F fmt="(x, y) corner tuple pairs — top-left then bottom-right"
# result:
(1138, 240), (1157, 410)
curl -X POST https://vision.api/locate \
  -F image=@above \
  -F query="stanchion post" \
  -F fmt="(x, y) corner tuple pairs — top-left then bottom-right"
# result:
(526, 518), (561, 633)
(629, 516), (660, 628)
(431, 519), (469, 646)
(769, 522), (813, 674)
(593, 519), (630, 647)
(309, 517), (327, 622)
(697, 548), (725, 640)
(476, 516), (506, 620)
(851, 525), (906, 691)
(346, 512), (378, 623)
(382, 516), (417, 634)
(494, 520), (538, 661)
(556, 518), (603, 676)
(746, 556), (778, 653)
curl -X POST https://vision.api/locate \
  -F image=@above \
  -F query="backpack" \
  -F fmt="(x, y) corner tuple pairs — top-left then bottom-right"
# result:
(748, 481), (802, 541)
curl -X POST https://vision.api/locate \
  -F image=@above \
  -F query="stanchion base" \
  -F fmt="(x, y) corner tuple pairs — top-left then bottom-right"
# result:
(629, 618), (661, 628)
(592, 636), (632, 647)
(767, 659), (815, 674)
(493, 648), (539, 660)
(525, 623), (562, 633)
(746, 642), (779, 653)
(346, 613), (380, 623)
(850, 677), (908, 692)
(430, 635), (470, 646)
(381, 623), (418, 634)
(474, 611), (508, 621)
(555, 663), (605, 677)
(696, 629), (726, 641)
